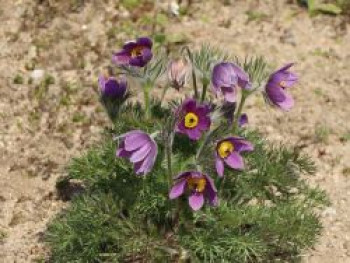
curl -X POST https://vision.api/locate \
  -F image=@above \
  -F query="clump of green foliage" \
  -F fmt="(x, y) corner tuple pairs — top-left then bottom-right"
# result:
(46, 103), (327, 262)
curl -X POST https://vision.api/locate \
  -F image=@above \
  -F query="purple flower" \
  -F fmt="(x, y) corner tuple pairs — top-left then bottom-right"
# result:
(215, 137), (254, 177)
(176, 99), (211, 140)
(116, 130), (158, 175)
(112, 37), (153, 67)
(98, 74), (127, 98)
(169, 171), (218, 211)
(168, 58), (188, 90)
(212, 62), (251, 103)
(265, 63), (298, 111)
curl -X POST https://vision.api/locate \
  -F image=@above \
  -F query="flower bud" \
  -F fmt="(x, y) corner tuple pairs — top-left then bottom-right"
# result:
(168, 58), (188, 90)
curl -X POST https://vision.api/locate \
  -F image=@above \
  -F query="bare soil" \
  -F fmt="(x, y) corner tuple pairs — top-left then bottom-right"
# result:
(0, 0), (349, 262)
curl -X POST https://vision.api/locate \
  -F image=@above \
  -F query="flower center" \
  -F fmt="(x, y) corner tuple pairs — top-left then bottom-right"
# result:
(187, 177), (206, 193)
(217, 141), (234, 158)
(131, 46), (144, 57)
(184, 112), (199, 129)
(280, 81), (287, 89)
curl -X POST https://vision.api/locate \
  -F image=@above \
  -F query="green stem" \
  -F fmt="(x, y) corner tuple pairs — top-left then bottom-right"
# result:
(166, 133), (173, 189)
(200, 81), (208, 103)
(232, 92), (248, 132)
(160, 85), (169, 105)
(143, 83), (151, 119)
(192, 68), (199, 99)
(184, 46), (199, 99)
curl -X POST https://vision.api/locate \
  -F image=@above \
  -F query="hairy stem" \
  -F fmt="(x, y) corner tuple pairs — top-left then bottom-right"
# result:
(143, 83), (151, 119)
(232, 92), (248, 132)
(184, 46), (199, 99)
(166, 132), (174, 189)
(200, 81), (208, 103)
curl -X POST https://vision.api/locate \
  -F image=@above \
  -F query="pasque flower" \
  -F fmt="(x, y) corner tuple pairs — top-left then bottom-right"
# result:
(212, 62), (251, 102)
(265, 63), (298, 111)
(168, 58), (188, 90)
(169, 171), (218, 211)
(98, 74), (127, 98)
(112, 37), (153, 67)
(116, 130), (158, 175)
(176, 99), (211, 140)
(215, 136), (254, 177)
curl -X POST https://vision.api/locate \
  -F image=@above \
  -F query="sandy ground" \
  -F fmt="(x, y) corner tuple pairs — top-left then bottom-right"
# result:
(0, 0), (349, 262)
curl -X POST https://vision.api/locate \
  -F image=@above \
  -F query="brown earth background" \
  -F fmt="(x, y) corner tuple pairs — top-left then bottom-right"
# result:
(0, 0), (350, 262)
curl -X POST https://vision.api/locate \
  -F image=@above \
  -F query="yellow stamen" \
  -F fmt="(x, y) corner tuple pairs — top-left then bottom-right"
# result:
(184, 112), (199, 129)
(280, 81), (287, 88)
(217, 141), (234, 158)
(187, 177), (207, 193)
(131, 46), (144, 57)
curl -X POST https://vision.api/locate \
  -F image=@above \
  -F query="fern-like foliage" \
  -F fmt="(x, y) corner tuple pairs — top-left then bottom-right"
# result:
(47, 102), (327, 263)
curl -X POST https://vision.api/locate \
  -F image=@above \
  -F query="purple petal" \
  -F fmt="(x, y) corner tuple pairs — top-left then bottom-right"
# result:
(215, 156), (225, 177)
(112, 50), (131, 65)
(189, 193), (204, 211)
(266, 85), (286, 103)
(204, 178), (218, 207)
(122, 41), (138, 52)
(174, 171), (192, 180)
(169, 179), (187, 199)
(225, 152), (244, 170)
(124, 133), (150, 151)
(183, 98), (197, 112)
(230, 138), (254, 152)
(135, 144), (157, 175)
(141, 48), (153, 62)
(222, 86), (237, 103)
(276, 92), (294, 111)
(198, 116), (211, 131)
(231, 64), (251, 90)
(129, 56), (145, 67)
(274, 63), (294, 74)
(212, 63), (238, 90)
(129, 144), (151, 163)
(186, 128), (202, 140)
(136, 37), (153, 48)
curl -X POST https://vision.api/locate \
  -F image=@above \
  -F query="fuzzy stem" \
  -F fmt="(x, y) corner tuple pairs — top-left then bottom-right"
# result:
(143, 83), (151, 119)
(196, 129), (214, 161)
(232, 91), (248, 132)
(166, 133), (174, 189)
(184, 46), (199, 99)
(200, 80), (208, 103)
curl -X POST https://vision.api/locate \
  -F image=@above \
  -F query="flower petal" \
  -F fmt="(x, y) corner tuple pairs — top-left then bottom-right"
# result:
(169, 179), (187, 199)
(215, 156), (225, 177)
(129, 144), (151, 163)
(186, 128), (202, 140)
(137, 37), (153, 48)
(189, 193), (204, 211)
(124, 132), (150, 151)
(276, 92), (294, 111)
(225, 152), (244, 170)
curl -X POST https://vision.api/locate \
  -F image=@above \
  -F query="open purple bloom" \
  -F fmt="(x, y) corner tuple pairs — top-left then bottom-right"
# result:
(176, 99), (211, 140)
(112, 37), (153, 67)
(212, 62), (251, 102)
(116, 130), (157, 175)
(169, 171), (218, 211)
(265, 63), (298, 111)
(215, 136), (254, 177)
(98, 74), (127, 98)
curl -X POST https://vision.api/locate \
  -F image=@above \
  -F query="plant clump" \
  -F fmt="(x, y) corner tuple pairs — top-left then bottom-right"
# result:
(46, 36), (328, 262)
